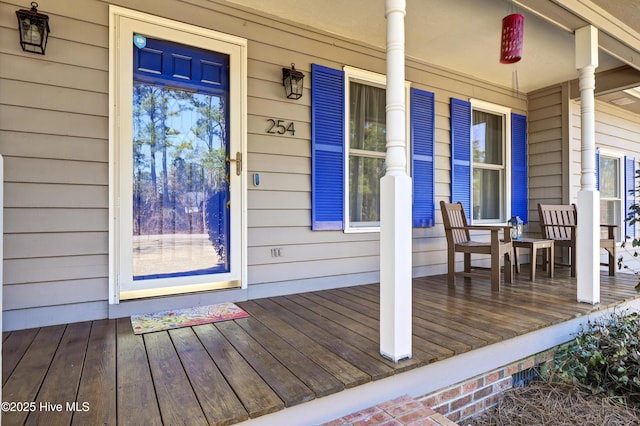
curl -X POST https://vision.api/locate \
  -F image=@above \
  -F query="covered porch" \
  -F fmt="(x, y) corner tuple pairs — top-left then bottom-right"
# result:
(3, 268), (640, 426)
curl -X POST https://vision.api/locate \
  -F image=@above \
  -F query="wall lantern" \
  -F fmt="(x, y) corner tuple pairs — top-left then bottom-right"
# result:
(282, 63), (304, 99)
(500, 13), (524, 64)
(16, 2), (50, 55)
(508, 215), (524, 240)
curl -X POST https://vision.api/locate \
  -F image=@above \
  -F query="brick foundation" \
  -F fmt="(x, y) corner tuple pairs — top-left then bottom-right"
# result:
(416, 348), (555, 423)
(322, 394), (459, 425)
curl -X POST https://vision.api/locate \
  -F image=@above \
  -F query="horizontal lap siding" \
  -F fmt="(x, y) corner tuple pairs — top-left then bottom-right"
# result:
(569, 99), (640, 204)
(0, 0), (527, 329)
(527, 85), (566, 233)
(0, 0), (109, 329)
(592, 101), (640, 154)
(580, 101), (640, 246)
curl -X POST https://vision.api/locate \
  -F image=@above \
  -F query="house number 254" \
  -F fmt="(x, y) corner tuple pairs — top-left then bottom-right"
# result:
(266, 119), (295, 136)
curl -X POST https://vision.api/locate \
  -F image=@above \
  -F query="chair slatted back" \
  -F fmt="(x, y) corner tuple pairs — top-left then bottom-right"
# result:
(538, 204), (577, 241)
(440, 201), (471, 244)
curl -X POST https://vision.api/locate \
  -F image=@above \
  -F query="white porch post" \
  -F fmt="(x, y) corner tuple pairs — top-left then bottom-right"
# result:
(380, 0), (412, 361)
(575, 25), (600, 304)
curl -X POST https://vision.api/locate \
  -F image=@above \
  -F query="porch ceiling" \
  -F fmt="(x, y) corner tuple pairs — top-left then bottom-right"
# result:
(224, 0), (640, 114)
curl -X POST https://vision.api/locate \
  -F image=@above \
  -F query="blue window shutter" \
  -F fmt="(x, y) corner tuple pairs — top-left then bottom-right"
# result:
(311, 64), (345, 230)
(411, 88), (435, 227)
(625, 156), (636, 239)
(450, 98), (472, 217)
(511, 113), (528, 223)
(595, 149), (601, 191)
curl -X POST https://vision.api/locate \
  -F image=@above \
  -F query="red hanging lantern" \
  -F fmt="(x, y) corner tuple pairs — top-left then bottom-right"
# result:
(500, 13), (524, 64)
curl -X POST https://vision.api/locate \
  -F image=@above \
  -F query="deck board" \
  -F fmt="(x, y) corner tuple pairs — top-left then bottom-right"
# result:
(409, 293), (504, 344)
(235, 317), (344, 398)
(2, 328), (39, 385)
(216, 320), (315, 408)
(72, 320), (117, 426)
(412, 282), (552, 333)
(284, 293), (427, 371)
(145, 331), (209, 425)
(259, 297), (396, 380)
(27, 322), (92, 426)
(169, 327), (249, 425)
(238, 300), (371, 388)
(193, 323), (284, 418)
(323, 287), (460, 360)
(2, 325), (66, 426)
(3, 270), (640, 425)
(116, 317), (162, 426)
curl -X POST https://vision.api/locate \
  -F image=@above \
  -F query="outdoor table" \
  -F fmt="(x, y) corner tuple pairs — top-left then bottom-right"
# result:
(512, 238), (554, 282)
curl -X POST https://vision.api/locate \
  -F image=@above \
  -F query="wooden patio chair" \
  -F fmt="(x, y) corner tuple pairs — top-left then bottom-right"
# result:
(537, 203), (616, 277)
(440, 201), (513, 291)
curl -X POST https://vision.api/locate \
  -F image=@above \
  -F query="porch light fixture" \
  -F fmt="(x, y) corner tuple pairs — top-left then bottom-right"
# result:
(16, 2), (50, 55)
(508, 215), (524, 240)
(282, 63), (304, 99)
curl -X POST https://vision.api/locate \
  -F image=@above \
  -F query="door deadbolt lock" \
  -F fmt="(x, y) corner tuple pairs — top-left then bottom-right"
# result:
(226, 152), (242, 176)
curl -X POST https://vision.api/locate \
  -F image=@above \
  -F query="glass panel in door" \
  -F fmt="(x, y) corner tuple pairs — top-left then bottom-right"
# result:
(132, 84), (230, 279)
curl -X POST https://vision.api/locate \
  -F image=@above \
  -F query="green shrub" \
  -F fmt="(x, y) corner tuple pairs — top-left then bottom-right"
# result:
(551, 310), (640, 404)
(618, 168), (640, 290)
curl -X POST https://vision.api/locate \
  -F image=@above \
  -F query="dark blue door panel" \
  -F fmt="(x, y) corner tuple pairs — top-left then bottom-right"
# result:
(134, 36), (229, 94)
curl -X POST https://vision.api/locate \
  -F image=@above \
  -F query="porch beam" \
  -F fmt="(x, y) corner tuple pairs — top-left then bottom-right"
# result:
(380, 0), (412, 361)
(568, 65), (640, 99)
(514, 0), (640, 73)
(575, 25), (600, 304)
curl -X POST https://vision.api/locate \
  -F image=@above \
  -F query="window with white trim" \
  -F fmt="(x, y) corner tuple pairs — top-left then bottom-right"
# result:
(471, 100), (511, 223)
(450, 98), (527, 225)
(343, 67), (409, 232)
(599, 151), (623, 241)
(310, 64), (435, 231)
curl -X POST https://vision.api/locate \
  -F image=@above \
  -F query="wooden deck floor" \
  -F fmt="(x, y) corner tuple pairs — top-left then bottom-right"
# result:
(3, 268), (640, 425)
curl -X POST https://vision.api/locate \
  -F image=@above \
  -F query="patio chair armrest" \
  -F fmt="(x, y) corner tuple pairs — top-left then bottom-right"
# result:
(464, 225), (512, 242)
(465, 225), (510, 231)
(600, 224), (617, 239)
(540, 223), (576, 228)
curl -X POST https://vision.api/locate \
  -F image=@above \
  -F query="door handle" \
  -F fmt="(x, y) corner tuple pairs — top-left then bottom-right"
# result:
(226, 152), (242, 176)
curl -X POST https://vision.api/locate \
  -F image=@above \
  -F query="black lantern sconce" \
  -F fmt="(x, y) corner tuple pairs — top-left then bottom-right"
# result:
(282, 63), (304, 100)
(16, 2), (50, 55)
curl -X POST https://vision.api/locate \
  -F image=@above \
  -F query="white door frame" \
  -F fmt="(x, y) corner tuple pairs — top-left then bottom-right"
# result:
(108, 6), (247, 303)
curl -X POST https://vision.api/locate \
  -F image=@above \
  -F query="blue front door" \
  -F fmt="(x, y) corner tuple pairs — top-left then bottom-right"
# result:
(131, 36), (232, 281)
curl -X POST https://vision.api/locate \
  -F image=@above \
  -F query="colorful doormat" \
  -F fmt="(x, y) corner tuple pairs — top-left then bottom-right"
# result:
(131, 302), (250, 334)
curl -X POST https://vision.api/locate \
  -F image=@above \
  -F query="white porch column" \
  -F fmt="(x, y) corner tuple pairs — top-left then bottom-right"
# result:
(575, 25), (600, 304)
(380, 0), (412, 361)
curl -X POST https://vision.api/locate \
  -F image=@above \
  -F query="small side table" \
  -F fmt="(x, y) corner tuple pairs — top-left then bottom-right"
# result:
(512, 238), (554, 281)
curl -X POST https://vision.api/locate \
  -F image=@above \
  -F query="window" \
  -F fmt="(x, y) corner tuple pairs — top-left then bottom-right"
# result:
(344, 68), (391, 231)
(599, 153), (622, 240)
(597, 151), (637, 242)
(450, 98), (527, 224)
(311, 64), (435, 231)
(472, 107), (507, 221)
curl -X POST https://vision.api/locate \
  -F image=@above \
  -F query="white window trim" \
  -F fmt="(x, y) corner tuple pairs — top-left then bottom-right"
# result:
(108, 6), (248, 303)
(598, 148), (624, 242)
(469, 99), (512, 224)
(343, 66), (411, 233)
